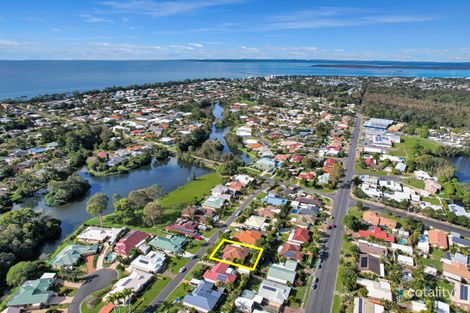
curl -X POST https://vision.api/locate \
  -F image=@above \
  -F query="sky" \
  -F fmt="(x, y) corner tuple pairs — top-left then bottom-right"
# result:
(0, 0), (469, 61)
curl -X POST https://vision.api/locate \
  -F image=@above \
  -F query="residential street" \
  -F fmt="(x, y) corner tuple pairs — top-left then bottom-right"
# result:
(144, 185), (269, 312)
(68, 269), (117, 313)
(307, 117), (360, 313)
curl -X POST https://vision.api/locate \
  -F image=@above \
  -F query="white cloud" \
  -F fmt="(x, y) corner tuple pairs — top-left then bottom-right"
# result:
(0, 39), (20, 46)
(80, 14), (115, 24)
(99, 0), (244, 18)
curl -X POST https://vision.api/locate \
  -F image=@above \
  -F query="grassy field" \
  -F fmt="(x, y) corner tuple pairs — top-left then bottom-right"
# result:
(331, 295), (342, 313)
(158, 172), (223, 223)
(132, 277), (171, 312)
(354, 161), (388, 176)
(419, 247), (446, 271)
(167, 282), (194, 303)
(167, 257), (190, 274)
(390, 135), (441, 158)
(403, 177), (425, 189)
(86, 172), (223, 232)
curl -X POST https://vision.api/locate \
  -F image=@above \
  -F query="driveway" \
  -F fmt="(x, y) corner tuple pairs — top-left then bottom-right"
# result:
(68, 269), (118, 313)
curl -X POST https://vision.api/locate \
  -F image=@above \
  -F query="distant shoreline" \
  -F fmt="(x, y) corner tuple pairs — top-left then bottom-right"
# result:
(311, 64), (470, 70)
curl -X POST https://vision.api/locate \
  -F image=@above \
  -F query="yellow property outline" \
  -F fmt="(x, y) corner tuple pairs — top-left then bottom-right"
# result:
(208, 239), (264, 271)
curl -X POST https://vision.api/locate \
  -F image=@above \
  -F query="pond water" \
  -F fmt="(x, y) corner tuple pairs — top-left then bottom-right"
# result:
(451, 156), (470, 183)
(10, 103), (247, 256)
(13, 157), (211, 254)
(210, 103), (252, 164)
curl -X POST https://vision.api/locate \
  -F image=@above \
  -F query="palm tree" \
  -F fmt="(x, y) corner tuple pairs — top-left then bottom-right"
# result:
(106, 293), (119, 313)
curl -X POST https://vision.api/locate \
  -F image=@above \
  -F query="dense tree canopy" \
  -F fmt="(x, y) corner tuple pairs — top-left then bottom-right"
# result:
(0, 208), (61, 290)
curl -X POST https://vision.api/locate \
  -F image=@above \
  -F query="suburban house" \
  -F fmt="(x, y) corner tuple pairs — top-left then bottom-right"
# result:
(222, 245), (250, 261)
(443, 262), (470, 282)
(129, 251), (166, 274)
(244, 216), (267, 230)
(148, 234), (187, 255)
(165, 220), (199, 237)
(49, 244), (98, 269)
(114, 230), (150, 257)
(428, 229), (448, 250)
(77, 226), (125, 244)
(358, 226), (394, 243)
(358, 240), (388, 258)
(182, 280), (223, 313)
(278, 243), (302, 261)
(356, 278), (393, 301)
(266, 260), (298, 284)
(257, 279), (291, 308)
(287, 227), (309, 246)
(234, 230), (263, 245)
(7, 273), (56, 309)
(451, 281), (470, 311)
(424, 179), (442, 195)
(353, 297), (385, 313)
(203, 263), (237, 284)
(201, 196), (227, 211)
(363, 211), (397, 230)
(105, 270), (153, 302)
(357, 253), (385, 277)
(262, 194), (288, 207)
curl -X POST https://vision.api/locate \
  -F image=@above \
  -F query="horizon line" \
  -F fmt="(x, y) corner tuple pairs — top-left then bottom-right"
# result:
(1, 58), (470, 64)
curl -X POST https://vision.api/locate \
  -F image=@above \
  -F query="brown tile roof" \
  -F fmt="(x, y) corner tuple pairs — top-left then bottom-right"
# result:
(428, 229), (448, 250)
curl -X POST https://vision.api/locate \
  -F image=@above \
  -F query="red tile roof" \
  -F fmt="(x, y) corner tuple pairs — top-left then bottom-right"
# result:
(114, 230), (150, 256)
(203, 263), (237, 283)
(428, 229), (448, 250)
(292, 228), (309, 243)
(358, 226), (394, 243)
(279, 243), (303, 261)
(234, 230), (262, 245)
(222, 245), (250, 261)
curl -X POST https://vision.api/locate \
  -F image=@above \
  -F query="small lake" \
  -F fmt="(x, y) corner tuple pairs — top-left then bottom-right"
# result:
(13, 157), (211, 254)
(451, 156), (470, 183)
(210, 103), (252, 164)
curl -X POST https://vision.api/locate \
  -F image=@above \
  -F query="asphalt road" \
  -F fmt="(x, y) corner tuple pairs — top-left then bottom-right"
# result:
(354, 199), (470, 238)
(144, 185), (269, 312)
(68, 268), (118, 313)
(307, 117), (360, 313)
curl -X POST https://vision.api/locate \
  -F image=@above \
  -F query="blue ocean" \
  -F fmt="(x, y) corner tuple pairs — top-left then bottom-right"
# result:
(1, 59), (470, 99)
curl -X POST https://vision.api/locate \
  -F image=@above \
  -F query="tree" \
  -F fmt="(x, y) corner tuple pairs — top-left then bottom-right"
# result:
(6, 261), (40, 287)
(344, 215), (361, 231)
(86, 193), (109, 226)
(142, 201), (163, 226)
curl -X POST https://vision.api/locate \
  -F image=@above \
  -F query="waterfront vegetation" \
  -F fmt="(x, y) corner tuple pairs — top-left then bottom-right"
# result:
(0, 208), (61, 292)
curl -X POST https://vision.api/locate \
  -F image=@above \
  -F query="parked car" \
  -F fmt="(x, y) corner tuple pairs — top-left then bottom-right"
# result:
(179, 267), (186, 273)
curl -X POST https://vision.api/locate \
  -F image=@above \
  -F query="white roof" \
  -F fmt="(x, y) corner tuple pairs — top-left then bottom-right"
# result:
(130, 251), (166, 273)
(245, 216), (266, 229)
(257, 280), (291, 304)
(106, 270), (153, 300)
(356, 278), (392, 302)
(77, 226), (124, 242)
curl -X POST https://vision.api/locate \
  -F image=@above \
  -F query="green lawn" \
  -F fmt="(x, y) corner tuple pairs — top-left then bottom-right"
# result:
(332, 295), (342, 313)
(403, 177), (425, 189)
(390, 135), (441, 158)
(256, 191), (267, 199)
(291, 284), (308, 308)
(85, 172), (223, 233)
(422, 197), (441, 205)
(132, 277), (171, 312)
(419, 248), (445, 271)
(186, 239), (206, 254)
(354, 162), (388, 176)
(167, 257), (190, 274)
(167, 282), (194, 303)
(158, 172), (224, 223)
